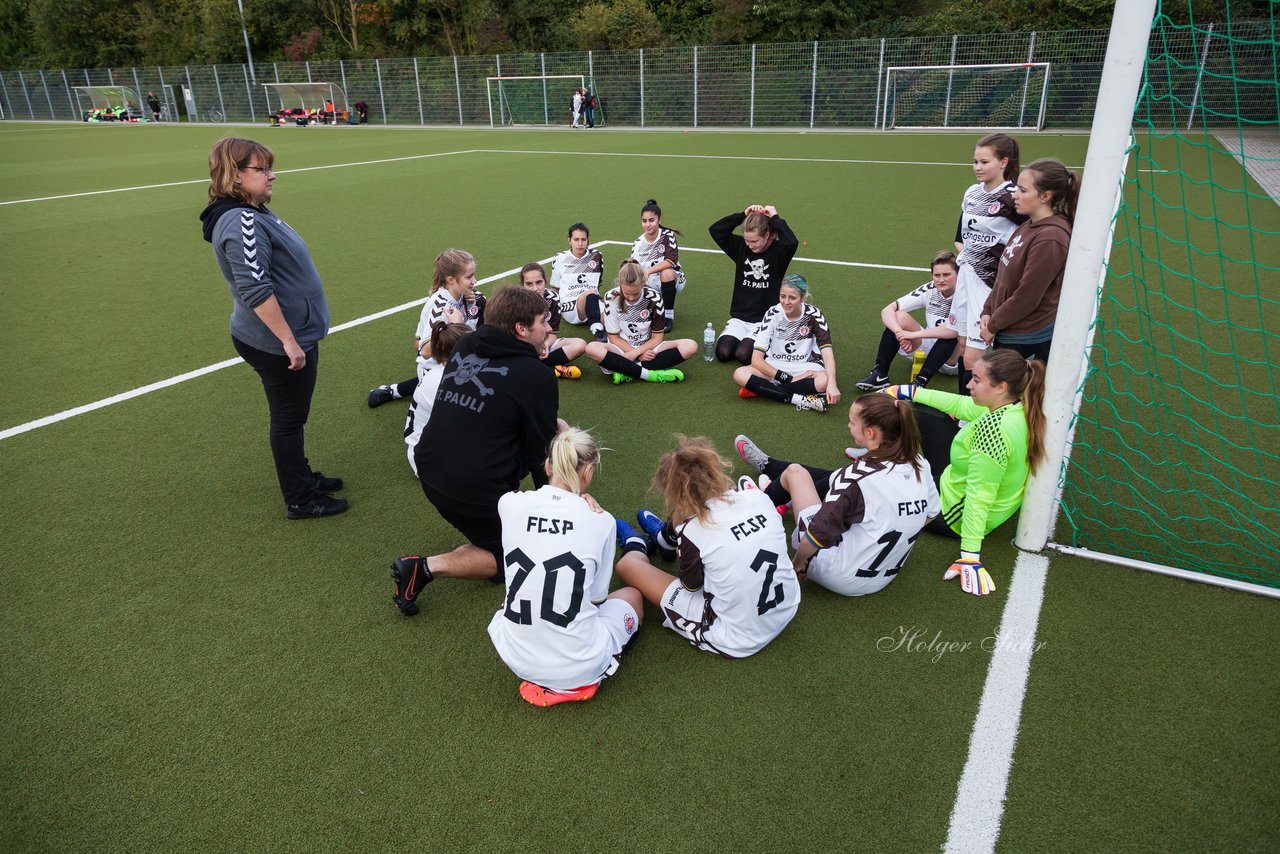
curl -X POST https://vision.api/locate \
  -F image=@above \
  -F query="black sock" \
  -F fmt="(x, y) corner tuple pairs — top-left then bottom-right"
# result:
(661, 282), (677, 315)
(746, 375), (793, 404)
(916, 339), (956, 386)
(396, 377), (418, 398)
(958, 367), (973, 396)
(715, 336), (739, 363)
(585, 293), (601, 326)
(734, 338), (756, 365)
(782, 377), (818, 396)
(874, 329), (899, 377)
(600, 351), (641, 379)
(648, 349), (685, 369)
(544, 348), (572, 367)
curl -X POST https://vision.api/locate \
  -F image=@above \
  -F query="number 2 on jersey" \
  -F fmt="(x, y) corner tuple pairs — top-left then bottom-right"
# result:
(750, 549), (786, 616)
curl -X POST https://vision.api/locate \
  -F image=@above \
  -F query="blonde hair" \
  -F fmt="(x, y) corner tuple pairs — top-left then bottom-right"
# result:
(207, 137), (274, 205)
(743, 211), (773, 237)
(547, 428), (602, 495)
(652, 435), (734, 525)
(616, 259), (645, 290)
(432, 249), (474, 293)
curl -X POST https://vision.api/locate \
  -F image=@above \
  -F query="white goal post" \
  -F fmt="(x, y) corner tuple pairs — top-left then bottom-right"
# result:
(880, 62), (1051, 131)
(486, 74), (585, 127)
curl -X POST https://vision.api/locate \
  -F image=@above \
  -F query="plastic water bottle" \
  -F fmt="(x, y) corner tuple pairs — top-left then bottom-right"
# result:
(910, 348), (926, 382)
(703, 323), (716, 361)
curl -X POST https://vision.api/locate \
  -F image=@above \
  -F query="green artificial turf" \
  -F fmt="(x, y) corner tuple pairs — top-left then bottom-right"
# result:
(1, 122), (1275, 852)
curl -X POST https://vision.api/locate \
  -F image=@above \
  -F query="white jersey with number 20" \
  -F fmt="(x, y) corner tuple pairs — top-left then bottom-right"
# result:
(488, 486), (635, 691)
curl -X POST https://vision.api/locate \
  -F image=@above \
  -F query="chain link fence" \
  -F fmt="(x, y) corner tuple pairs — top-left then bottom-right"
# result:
(1, 24), (1274, 129)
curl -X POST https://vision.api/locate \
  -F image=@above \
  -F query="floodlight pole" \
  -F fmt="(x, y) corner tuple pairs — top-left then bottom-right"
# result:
(237, 0), (256, 82)
(1014, 0), (1159, 553)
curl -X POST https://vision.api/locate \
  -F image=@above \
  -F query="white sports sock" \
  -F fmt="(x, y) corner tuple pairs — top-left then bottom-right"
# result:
(638, 368), (650, 380)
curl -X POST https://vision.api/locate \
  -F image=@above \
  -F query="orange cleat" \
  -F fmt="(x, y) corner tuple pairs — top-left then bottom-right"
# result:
(738, 388), (757, 399)
(519, 680), (599, 707)
(554, 365), (582, 379)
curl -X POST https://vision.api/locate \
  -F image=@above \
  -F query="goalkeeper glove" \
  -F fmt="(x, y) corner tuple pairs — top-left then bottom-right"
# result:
(943, 553), (996, 596)
(883, 384), (916, 401)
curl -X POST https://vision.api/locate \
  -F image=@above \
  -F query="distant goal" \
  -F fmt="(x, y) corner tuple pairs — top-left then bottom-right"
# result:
(486, 75), (586, 127)
(880, 62), (1051, 130)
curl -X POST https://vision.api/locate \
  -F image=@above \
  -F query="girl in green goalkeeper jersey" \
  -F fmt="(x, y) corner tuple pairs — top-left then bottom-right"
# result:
(882, 348), (1047, 596)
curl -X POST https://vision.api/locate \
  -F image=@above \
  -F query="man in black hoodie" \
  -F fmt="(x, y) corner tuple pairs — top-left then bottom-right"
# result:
(392, 286), (562, 616)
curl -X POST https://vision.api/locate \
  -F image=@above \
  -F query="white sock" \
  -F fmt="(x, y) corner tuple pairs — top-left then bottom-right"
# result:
(639, 368), (651, 380)
(389, 385), (402, 399)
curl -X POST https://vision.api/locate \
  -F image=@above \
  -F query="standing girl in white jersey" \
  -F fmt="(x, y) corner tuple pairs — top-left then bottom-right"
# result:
(952, 133), (1026, 394)
(549, 222), (607, 341)
(584, 260), (696, 385)
(487, 428), (643, 707)
(732, 274), (841, 413)
(367, 248), (486, 408)
(615, 436), (800, 659)
(630, 199), (686, 333)
(733, 395), (939, 597)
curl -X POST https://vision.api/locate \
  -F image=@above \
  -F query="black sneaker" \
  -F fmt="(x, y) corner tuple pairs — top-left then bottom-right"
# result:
(311, 471), (344, 492)
(855, 371), (890, 392)
(286, 494), (349, 519)
(367, 385), (395, 408)
(663, 317), (674, 334)
(391, 555), (431, 616)
(592, 327), (607, 343)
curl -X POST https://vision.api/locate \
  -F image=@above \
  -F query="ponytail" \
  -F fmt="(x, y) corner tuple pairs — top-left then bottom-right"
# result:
(547, 427), (602, 496)
(1024, 158), (1081, 225)
(427, 321), (470, 365)
(854, 394), (923, 479)
(980, 350), (1048, 472)
(1019, 359), (1048, 472)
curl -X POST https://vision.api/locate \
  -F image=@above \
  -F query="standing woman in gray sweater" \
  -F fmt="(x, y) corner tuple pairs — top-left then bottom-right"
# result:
(200, 137), (348, 519)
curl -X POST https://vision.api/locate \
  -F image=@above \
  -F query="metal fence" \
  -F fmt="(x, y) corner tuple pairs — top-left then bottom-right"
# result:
(1, 24), (1274, 129)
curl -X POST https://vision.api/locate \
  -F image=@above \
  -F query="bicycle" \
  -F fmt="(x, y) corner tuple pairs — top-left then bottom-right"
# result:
(203, 106), (224, 123)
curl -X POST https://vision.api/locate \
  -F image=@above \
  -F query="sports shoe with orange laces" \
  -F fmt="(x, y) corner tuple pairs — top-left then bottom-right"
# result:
(519, 680), (599, 707)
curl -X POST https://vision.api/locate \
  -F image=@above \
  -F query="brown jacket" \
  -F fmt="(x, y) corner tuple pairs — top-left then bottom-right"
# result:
(982, 213), (1072, 338)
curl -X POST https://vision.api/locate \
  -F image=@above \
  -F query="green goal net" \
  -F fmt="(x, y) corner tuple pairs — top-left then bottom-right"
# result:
(1055, 4), (1279, 587)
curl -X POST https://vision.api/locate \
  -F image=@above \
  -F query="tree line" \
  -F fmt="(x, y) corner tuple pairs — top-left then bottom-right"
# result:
(0, 0), (1256, 70)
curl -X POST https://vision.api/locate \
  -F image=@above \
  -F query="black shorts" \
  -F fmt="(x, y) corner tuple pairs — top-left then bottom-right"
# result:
(420, 480), (505, 582)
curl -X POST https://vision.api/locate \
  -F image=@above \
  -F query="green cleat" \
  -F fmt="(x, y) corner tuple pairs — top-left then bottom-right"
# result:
(612, 372), (635, 384)
(646, 369), (685, 383)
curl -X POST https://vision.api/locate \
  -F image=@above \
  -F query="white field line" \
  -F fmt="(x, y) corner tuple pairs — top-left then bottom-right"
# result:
(0, 256), (540, 442)
(943, 552), (1050, 854)
(595, 240), (929, 272)
(0, 149), (483, 207)
(0, 148), (992, 208)
(0, 241), (926, 442)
